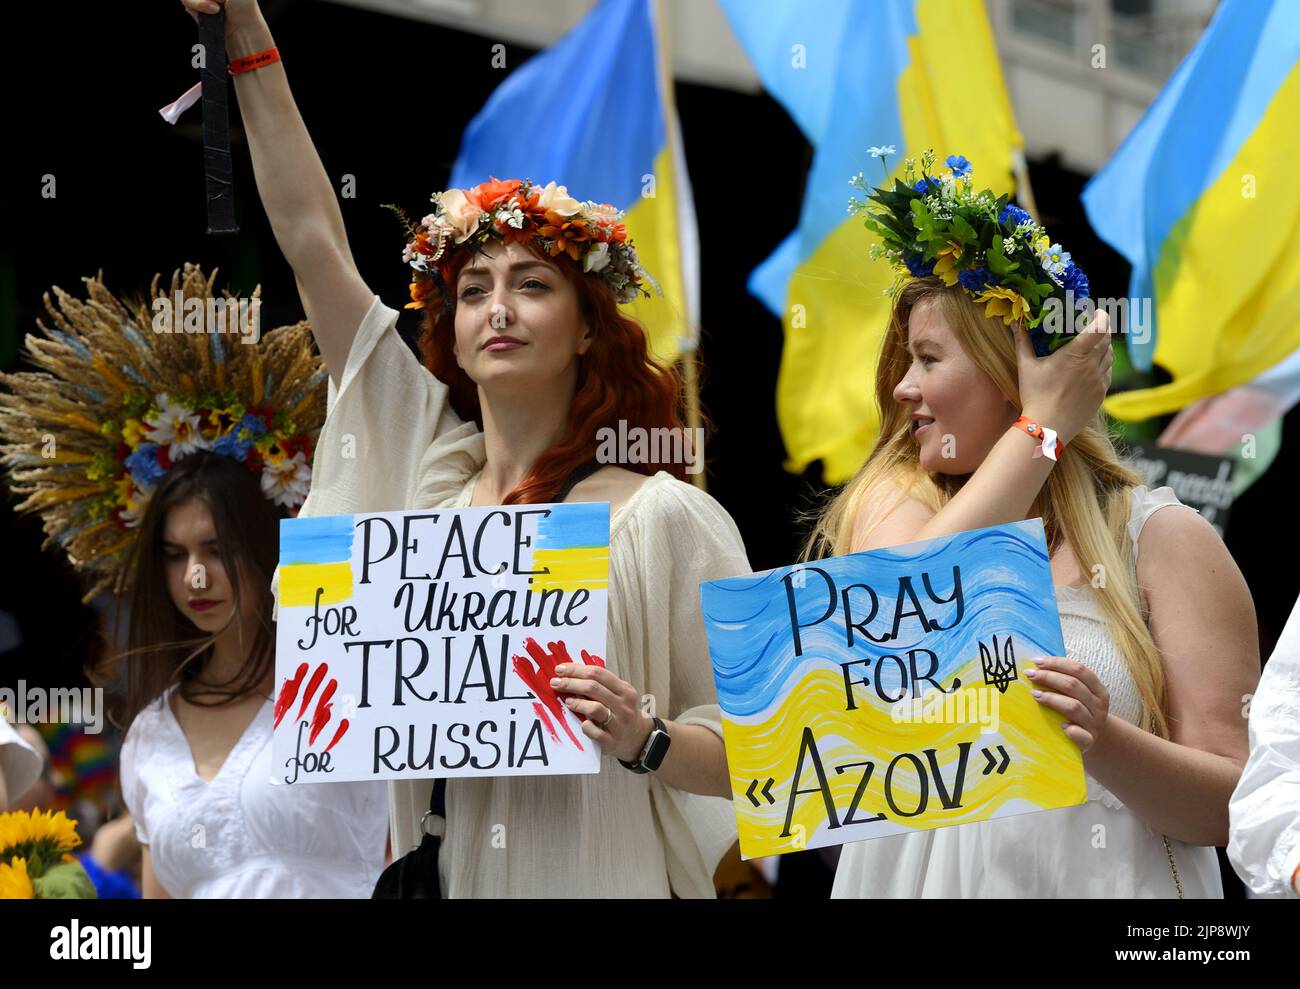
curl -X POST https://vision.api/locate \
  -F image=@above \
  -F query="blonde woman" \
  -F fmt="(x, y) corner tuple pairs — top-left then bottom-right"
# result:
(815, 155), (1260, 897)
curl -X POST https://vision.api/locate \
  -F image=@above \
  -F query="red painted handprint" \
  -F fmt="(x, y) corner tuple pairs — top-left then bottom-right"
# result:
(273, 660), (350, 752)
(512, 637), (606, 751)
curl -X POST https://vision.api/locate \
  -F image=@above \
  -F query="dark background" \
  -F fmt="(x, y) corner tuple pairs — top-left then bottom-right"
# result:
(3, 0), (1293, 895)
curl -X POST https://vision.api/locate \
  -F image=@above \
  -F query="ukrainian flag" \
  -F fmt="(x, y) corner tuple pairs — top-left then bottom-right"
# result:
(720, 0), (1022, 483)
(1083, 0), (1300, 422)
(447, 0), (698, 362)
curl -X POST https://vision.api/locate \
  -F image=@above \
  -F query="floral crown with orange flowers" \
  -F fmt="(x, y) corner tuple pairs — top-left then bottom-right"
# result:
(383, 177), (659, 313)
(850, 149), (1090, 357)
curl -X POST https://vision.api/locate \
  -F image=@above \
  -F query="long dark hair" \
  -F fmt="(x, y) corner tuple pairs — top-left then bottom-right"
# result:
(113, 451), (283, 729)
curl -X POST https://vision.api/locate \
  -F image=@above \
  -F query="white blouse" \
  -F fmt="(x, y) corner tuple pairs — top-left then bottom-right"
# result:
(1228, 592), (1300, 897)
(119, 686), (389, 899)
(287, 295), (747, 898)
(832, 485), (1224, 898)
(0, 714), (42, 807)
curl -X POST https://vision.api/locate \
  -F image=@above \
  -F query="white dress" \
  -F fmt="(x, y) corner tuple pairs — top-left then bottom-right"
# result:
(831, 485), (1224, 898)
(119, 686), (389, 898)
(1228, 591), (1300, 897)
(287, 295), (747, 898)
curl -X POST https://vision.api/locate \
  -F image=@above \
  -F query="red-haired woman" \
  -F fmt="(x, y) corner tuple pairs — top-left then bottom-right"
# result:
(184, 0), (748, 897)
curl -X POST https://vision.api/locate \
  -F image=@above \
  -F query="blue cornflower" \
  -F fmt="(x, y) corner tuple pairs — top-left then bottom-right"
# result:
(945, 155), (972, 178)
(123, 443), (167, 487)
(1027, 327), (1051, 359)
(233, 412), (268, 438)
(211, 412), (268, 463)
(998, 204), (1033, 229)
(903, 252), (936, 277)
(913, 177), (941, 195)
(1062, 263), (1090, 305)
(212, 431), (253, 462)
(957, 267), (995, 292)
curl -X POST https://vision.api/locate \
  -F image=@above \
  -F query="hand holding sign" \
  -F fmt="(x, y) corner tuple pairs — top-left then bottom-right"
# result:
(700, 518), (1087, 859)
(273, 503), (611, 784)
(552, 661), (655, 761)
(1027, 655), (1111, 752)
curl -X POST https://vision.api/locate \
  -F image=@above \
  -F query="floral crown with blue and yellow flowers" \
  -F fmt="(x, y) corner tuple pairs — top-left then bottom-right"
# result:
(0, 264), (327, 602)
(849, 149), (1090, 356)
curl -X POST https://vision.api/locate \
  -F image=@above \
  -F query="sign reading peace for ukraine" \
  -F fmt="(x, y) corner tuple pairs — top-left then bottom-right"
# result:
(272, 504), (610, 784)
(700, 519), (1086, 858)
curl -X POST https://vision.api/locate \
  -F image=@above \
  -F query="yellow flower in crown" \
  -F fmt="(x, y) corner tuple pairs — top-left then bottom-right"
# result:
(0, 857), (34, 899)
(932, 241), (964, 287)
(120, 417), (147, 449)
(974, 285), (1031, 325)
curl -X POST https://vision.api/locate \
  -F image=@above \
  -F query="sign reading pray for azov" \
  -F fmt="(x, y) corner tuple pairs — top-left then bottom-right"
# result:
(272, 503), (610, 784)
(700, 519), (1087, 859)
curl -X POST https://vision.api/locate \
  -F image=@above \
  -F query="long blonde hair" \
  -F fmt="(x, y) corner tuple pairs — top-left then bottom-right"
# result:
(803, 276), (1170, 737)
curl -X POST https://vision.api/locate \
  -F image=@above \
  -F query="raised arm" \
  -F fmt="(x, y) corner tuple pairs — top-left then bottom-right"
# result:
(182, 0), (374, 384)
(853, 310), (1113, 552)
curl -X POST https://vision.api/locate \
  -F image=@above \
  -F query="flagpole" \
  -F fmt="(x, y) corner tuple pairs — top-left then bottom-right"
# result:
(650, 0), (706, 491)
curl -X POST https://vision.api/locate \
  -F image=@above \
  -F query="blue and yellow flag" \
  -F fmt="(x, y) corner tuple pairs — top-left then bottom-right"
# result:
(447, 0), (697, 362)
(720, 0), (1022, 483)
(1083, 0), (1300, 422)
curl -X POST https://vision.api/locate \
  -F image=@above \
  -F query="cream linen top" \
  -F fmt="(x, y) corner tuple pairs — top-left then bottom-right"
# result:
(285, 295), (747, 898)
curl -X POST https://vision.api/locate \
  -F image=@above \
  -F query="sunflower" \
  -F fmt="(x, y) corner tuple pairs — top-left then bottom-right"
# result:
(0, 808), (83, 864)
(932, 241), (964, 286)
(973, 286), (1031, 325)
(0, 857), (33, 899)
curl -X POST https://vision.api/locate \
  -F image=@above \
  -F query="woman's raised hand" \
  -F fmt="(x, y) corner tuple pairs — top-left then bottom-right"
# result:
(181, 0), (263, 40)
(1015, 307), (1114, 446)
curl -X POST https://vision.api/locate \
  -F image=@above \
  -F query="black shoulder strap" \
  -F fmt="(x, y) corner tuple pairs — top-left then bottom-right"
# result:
(553, 457), (602, 504)
(425, 456), (603, 818)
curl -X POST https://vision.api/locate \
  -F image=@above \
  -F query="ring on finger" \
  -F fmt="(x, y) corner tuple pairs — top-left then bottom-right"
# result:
(600, 707), (614, 728)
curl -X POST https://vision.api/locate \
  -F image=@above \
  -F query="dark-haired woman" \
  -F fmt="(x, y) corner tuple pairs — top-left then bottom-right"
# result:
(118, 453), (389, 898)
(188, 0), (750, 896)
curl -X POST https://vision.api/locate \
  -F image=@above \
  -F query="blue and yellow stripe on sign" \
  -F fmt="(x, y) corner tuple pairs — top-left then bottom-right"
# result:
(1083, 0), (1300, 421)
(279, 514), (354, 607)
(528, 503), (610, 593)
(448, 0), (697, 362)
(720, 0), (1022, 484)
(700, 521), (1085, 858)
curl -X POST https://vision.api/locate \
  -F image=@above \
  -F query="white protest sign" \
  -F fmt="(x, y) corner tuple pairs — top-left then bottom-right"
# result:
(272, 502), (610, 784)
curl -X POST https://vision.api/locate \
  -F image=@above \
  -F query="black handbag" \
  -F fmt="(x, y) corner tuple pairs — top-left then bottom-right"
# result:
(372, 778), (446, 898)
(371, 457), (604, 899)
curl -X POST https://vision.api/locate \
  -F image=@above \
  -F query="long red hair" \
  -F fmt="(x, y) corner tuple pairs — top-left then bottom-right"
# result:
(418, 243), (689, 504)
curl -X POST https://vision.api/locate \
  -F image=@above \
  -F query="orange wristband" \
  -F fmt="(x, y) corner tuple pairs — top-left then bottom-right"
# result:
(229, 47), (281, 76)
(1012, 415), (1065, 460)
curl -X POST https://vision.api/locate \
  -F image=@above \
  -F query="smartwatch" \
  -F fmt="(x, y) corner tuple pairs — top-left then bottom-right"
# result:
(619, 717), (671, 774)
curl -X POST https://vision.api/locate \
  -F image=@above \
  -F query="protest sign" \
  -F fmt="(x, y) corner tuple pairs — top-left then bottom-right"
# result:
(272, 503), (610, 784)
(700, 519), (1086, 858)
(1125, 444), (1234, 535)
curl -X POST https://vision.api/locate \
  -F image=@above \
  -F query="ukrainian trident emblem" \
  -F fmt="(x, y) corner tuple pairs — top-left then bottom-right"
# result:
(979, 634), (1017, 693)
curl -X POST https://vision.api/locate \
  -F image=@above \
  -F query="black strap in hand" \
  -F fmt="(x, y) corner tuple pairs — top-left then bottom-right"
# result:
(198, 12), (239, 234)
